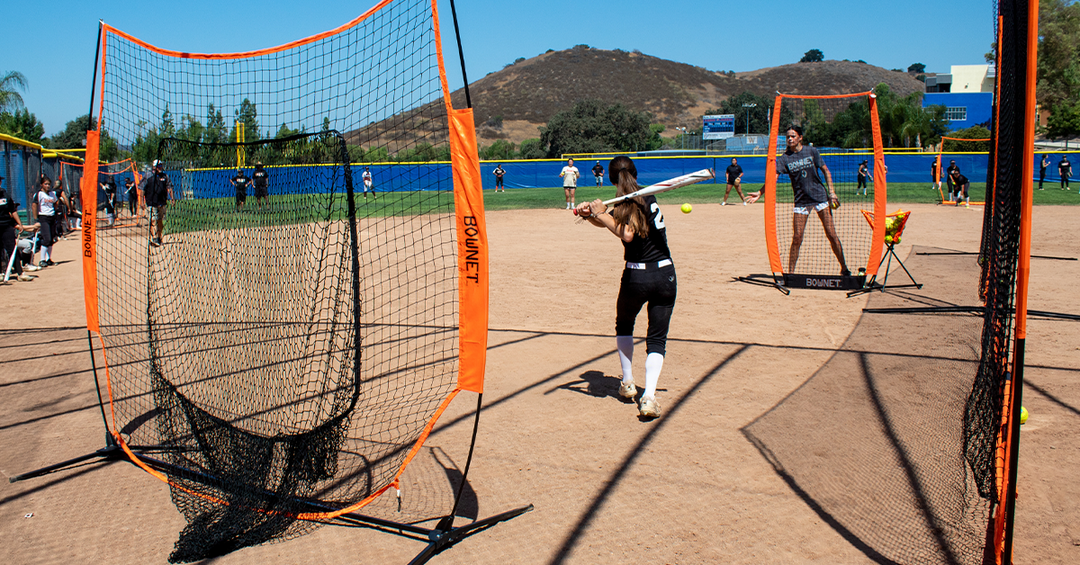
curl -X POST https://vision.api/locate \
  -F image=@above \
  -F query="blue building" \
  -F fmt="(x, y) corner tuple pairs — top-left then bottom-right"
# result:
(923, 92), (994, 131)
(922, 64), (995, 132)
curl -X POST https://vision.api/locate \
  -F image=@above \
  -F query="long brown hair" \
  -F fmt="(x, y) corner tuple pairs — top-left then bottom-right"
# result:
(608, 156), (649, 238)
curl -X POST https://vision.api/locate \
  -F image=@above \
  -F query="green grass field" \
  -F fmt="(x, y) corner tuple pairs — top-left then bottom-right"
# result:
(484, 182), (1080, 210)
(155, 181), (1077, 234)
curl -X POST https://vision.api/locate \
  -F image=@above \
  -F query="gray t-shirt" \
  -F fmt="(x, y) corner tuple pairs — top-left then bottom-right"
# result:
(776, 146), (828, 206)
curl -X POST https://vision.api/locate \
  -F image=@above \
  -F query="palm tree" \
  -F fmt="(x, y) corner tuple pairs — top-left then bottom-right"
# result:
(0, 71), (28, 112)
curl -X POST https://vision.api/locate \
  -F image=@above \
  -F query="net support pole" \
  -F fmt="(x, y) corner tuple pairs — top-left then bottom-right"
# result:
(447, 0), (472, 108)
(1001, 0), (1038, 562)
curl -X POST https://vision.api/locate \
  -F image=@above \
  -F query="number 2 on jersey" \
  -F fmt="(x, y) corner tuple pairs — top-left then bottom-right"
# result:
(651, 202), (665, 230)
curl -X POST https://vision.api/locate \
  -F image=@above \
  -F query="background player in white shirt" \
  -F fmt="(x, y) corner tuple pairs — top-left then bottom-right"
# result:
(362, 167), (375, 200)
(560, 158), (580, 210)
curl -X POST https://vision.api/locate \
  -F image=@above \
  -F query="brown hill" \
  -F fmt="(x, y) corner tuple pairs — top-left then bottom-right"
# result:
(448, 46), (927, 146)
(347, 46), (928, 151)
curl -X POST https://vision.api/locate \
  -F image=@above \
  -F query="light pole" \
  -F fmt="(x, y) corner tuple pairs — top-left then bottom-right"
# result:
(676, 126), (687, 150)
(742, 103), (757, 136)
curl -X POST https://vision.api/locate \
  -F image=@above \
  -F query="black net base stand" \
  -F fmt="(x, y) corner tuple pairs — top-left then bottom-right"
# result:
(786, 272), (867, 292)
(733, 272), (867, 294)
(848, 242), (922, 297)
(733, 274), (791, 295)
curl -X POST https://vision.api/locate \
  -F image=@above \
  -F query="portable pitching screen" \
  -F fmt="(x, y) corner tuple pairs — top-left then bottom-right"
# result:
(78, 0), (490, 561)
(936, 136), (991, 205)
(762, 92), (887, 291)
(974, 0), (1038, 561)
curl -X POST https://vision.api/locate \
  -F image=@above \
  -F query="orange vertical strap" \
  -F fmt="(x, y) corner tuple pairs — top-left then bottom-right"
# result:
(433, 0), (487, 394)
(764, 95), (784, 275)
(1013, 6), (1036, 342)
(865, 94), (887, 276)
(82, 130), (101, 332)
(448, 108), (487, 393)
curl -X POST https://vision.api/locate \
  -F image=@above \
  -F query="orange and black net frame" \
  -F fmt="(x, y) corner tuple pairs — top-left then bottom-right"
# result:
(736, 90), (888, 294)
(936, 136), (991, 206)
(9, 2), (532, 562)
(995, 0), (1037, 562)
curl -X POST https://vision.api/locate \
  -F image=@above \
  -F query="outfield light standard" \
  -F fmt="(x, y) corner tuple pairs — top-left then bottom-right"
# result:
(742, 103), (757, 136)
(676, 126), (687, 150)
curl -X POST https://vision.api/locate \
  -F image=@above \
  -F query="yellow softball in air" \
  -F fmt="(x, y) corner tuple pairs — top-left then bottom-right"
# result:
(681, 203), (692, 214)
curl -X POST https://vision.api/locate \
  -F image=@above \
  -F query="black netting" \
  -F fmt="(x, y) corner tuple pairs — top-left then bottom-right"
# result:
(90, 1), (461, 560)
(964, 0), (1028, 503)
(745, 247), (991, 565)
(770, 96), (878, 277)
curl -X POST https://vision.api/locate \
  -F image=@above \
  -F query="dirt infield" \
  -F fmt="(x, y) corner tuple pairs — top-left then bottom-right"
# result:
(1, 202), (1077, 564)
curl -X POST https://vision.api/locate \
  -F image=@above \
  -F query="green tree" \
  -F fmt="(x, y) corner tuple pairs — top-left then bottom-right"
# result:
(481, 139), (516, 160)
(907, 63), (926, 74)
(233, 98), (261, 142)
(204, 103), (227, 144)
(1039, 0), (1080, 142)
(539, 99), (656, 157)
(364, 147), (390, 163)
(160, 105), (175, 138)
(517, 138), (546, 159)
(706, 92), (794, 143)
(0, 71), (28, 112)
(942, 126), (992, 151)
(50, 114), (93, 149)
(1038, 0), (1080, 109)
(274, 123), (302, 139)
(0, 108), (46, 145)
(799, 49), (824, 63)
(1045, 98), (1080, 141)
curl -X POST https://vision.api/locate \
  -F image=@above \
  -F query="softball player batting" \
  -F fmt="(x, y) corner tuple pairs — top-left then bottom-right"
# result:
(575, 156), (676, 418)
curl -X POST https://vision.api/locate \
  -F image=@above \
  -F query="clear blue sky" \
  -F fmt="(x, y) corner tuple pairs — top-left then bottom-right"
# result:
(2, 0), (993, 137)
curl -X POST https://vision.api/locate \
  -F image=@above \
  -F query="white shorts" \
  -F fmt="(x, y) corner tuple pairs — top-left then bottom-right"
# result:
(793, 201), (829, 215)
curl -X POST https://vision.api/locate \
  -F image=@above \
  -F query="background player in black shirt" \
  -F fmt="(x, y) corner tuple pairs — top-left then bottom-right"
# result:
(142, 159), (174, 246)
(945, 160), (959, 201)
(231, 169), (250, 212)
(1060, 156), (1072, 190)
(722, 157), (745, 205)
(592, 161), (604, 187)
(949, 169), (971, 207)
(252, 162), (270, 210)
(1039, 155), (1049, 190)
(857, 160), (872, 195)
(493, 165), (506, 192)
(575, 156), (676, 419)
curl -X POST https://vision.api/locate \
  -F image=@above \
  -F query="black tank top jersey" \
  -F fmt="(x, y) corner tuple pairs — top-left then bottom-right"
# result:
(232, 175), (250, 191)
(253, 170), (269, 188)
(621, 195), (671, 263)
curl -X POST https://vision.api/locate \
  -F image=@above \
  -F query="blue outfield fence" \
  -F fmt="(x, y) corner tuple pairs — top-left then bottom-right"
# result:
(162, 151), (1079, 198)
(477, 151), (1080, 189)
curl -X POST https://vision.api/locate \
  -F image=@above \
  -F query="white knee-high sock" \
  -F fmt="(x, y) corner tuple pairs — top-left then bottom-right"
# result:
(644, 352), (664, 398)
(42, 246), (52, 261)
(616, 336), (634, 384)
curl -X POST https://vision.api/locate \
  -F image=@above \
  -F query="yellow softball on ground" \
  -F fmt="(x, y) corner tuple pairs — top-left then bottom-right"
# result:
(681, 203), (692, 214)
(1020, 406), (1028, 424)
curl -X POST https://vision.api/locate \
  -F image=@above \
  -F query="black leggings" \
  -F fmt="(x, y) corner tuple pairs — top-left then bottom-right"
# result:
(38, 214), (58, 248)
(615, 264), (677, 356)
